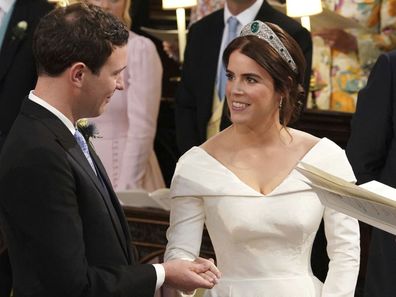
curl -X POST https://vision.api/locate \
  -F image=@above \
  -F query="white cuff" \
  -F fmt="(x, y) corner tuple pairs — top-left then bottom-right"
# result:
(153, 263), (165, 291)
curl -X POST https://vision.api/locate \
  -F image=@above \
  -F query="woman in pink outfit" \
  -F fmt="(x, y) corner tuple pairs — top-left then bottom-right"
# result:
(83, 0), (165, 191)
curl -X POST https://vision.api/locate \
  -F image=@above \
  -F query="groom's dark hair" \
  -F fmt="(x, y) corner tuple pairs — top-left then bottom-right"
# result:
(33, 2), (129, 76)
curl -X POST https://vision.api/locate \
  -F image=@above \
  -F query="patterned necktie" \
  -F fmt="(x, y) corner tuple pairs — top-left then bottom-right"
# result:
(218, 16), (240, 101)
(74, 130), (96, 174)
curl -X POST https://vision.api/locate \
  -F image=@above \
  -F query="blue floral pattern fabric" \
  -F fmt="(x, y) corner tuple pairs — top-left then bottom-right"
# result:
(74, 129), (96, 174)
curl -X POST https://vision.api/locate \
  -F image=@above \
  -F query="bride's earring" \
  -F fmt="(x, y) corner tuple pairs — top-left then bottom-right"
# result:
(279, 96), (283, 109)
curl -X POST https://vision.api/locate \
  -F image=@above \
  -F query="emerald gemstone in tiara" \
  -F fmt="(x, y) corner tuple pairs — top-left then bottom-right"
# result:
(240, 20), (298, 73)
(251, 21), (260, 33)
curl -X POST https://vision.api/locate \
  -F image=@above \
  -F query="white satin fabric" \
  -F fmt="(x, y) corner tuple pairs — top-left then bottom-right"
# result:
(165, 138), (360, 297)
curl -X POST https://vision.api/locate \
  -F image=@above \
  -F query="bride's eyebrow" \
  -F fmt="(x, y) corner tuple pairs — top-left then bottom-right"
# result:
(242, 73), (261, 78)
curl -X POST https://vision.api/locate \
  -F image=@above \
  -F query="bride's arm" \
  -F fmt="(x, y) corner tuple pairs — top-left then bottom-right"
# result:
(165, 195), (206, 297)
(322, 199), (360, 297)
(165, 196), (205, 261)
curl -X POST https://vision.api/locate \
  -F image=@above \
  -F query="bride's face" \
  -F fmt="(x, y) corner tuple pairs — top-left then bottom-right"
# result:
(225, 50), (281, 127)
(86, 0), (125, 21)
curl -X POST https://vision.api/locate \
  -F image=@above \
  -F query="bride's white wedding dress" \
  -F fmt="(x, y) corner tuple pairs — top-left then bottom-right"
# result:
(165, 138), (360, 297)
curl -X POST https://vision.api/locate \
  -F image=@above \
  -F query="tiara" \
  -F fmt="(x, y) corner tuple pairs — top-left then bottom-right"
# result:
(240, 21), (297, 73)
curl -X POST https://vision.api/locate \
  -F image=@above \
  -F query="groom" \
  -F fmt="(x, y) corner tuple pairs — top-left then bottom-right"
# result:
(0, 3), (220, 297)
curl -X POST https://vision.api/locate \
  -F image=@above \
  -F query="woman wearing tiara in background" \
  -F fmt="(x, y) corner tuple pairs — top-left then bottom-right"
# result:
(73, 0), (165, 191)
(165, 20), (360, 296)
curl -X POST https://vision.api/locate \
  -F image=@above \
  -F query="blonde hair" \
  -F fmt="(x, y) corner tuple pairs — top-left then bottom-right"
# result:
(123, 0), (132, 28)
(70, 0), (132, 28)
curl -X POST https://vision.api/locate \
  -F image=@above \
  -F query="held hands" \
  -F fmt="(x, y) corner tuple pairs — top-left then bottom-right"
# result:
(314, 28), (358, 53)
(163, 257), (221, 292)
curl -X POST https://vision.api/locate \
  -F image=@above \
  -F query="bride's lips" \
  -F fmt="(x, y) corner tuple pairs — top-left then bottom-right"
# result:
(231, 100), (250, 111)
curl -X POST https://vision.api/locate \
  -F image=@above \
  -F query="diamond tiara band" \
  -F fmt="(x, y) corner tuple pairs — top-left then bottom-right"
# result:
(240, 20), (298, 73)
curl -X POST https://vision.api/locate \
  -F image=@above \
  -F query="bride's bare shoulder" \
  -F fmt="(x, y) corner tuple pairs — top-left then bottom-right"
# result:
(289, 128), (320, 151)
(200, 129), (233, 156)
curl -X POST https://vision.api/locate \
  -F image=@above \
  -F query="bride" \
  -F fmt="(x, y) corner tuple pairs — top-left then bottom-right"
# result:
(164, 20), (360, 297)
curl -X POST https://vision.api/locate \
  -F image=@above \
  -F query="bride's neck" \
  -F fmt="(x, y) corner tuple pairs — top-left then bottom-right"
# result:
(230, 122), (291, 149)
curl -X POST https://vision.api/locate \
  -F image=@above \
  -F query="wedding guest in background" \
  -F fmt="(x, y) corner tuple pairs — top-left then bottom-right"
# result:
(130, 0), (149, 34)
(0, 0), (53, 148)
(74, 0), (165, 191)
(166, 20), (360, 297)
(163, 0), (225, 62)
(311, 0), (396, 112)
(346, 50), (396, 297)
(190, 0), (224, 24)
(161, 0), (226, 189)
(0, 3), (220, 297)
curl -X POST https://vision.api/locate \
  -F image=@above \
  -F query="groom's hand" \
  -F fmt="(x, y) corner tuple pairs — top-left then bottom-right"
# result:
(163, 258), (221, 291)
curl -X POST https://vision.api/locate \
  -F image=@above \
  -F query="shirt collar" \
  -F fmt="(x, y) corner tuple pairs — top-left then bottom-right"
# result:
(224, 0), (263, 27)
(0, 0), (16, 13)
(28, 90), (76, 135)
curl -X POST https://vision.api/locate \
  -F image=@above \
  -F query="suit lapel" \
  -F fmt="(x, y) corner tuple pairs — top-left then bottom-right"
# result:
(89, 149), (132, 263)
(66, 139), (132, 263)
(21, 100), (132, 263)
(0, 1), (28, 82)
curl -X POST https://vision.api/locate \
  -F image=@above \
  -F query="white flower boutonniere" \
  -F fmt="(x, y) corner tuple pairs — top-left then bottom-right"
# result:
(47, 0), (70, 8)
(11, 20), (28, 41)
(76, 118), (101, 148)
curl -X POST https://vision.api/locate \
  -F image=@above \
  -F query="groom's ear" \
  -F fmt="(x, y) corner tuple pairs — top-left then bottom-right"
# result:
(69, 62), (89, 88)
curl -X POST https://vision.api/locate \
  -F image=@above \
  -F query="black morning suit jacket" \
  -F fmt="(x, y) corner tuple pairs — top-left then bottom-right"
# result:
(0, 99), (157, 297)
(0, 0), (53, 137)
(175, 0), (313, 154)
(346, 51), (396, 297)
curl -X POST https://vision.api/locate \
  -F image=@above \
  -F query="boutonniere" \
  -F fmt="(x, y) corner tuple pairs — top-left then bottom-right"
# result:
(48, 0), (70, 8)
(76, 118), (101, 146)
(11, 20), (28, 41)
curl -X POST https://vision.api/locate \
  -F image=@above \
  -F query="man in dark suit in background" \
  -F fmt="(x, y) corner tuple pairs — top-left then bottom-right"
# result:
(175, 0), (312, 155)
(0, 1), (53, 296)
(346, 51), (396, 297)
(0, 0), (53, 148)
(0, 3), (220, 297)
(130, 0), (149, 34)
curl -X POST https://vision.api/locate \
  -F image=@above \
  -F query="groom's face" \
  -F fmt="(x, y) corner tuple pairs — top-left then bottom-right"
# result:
(82, 45), (127, 117)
